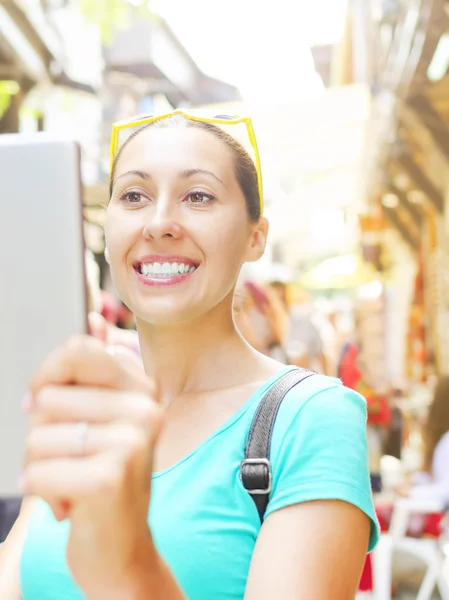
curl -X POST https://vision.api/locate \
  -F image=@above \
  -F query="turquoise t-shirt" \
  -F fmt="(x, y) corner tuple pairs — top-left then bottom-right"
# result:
(20, 368), (379, 599)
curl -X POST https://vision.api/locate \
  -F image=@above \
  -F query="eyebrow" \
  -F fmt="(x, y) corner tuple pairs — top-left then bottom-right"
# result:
(114, 170), (150, 185)
(182, 169), (226, 188)
(113, 168), (226, 190)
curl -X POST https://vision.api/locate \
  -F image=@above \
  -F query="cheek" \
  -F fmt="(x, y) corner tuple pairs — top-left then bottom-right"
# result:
(104, 209), (139, 279)
(205, 214), (250, 268)
(105, 208), (134, 250)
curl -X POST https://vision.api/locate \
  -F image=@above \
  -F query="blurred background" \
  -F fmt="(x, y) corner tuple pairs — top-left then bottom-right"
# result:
(2, 0), (449, 596)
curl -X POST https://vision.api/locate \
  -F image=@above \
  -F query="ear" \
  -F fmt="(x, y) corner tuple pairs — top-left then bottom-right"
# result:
(104, 247), (110, 265)
(244, 217), (269, 263)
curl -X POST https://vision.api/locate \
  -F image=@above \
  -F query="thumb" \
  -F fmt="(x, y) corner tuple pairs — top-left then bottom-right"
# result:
(106, 345), (158, 402)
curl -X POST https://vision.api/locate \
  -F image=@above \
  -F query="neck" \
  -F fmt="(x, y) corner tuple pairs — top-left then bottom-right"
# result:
(136, 298), (256, 404)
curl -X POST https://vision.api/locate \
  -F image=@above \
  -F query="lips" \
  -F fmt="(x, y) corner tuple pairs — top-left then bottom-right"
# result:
(132, 254), (199, 286)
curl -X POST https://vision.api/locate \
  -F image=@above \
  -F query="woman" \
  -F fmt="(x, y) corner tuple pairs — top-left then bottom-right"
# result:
(361, 378), (449, 592)
(233, 280), (288, 361)
(411, 375), (449, 505)
(0, 111), (378, 599)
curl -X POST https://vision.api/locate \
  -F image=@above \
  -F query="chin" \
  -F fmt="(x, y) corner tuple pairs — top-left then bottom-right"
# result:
(132, 299), (206, 327)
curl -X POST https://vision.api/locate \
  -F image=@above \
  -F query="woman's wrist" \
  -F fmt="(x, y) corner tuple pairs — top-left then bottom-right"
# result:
(115, 530), (186, 600)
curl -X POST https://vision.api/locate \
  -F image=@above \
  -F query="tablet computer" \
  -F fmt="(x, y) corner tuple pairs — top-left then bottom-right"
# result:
(0, 133), (88, 497)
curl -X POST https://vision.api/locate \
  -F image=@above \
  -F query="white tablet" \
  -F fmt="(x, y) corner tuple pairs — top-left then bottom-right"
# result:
(0, 133), (88, 497)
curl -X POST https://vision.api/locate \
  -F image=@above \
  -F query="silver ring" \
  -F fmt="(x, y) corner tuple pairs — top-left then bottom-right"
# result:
(75, 422), (89, 456)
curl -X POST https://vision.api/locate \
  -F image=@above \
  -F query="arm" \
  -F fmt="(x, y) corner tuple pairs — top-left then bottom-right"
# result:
(243, 379), (378, 599)
(0, 497), (37, 599)
(119, 539), (187, 600)
(128, 502), (368, 600)
(245, 500), (370, 599)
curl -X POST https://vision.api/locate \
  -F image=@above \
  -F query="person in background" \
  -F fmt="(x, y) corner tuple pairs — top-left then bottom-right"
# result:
(374, 376), (449, 542)
(234, 279), (289, 362)
(338, 341), (391, 493)
(270, 282), (327, 373)
(406, 376), (449, 506)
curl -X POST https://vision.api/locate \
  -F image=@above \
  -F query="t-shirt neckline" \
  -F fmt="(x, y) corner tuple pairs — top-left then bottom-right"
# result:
(152, 365), (296, 479)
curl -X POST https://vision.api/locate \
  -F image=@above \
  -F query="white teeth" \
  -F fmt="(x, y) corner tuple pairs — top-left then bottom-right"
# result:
(139, 262), (197, 277)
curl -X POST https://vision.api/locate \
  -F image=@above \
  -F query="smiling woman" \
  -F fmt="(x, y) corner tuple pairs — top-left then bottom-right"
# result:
(1, 110), (379, 600)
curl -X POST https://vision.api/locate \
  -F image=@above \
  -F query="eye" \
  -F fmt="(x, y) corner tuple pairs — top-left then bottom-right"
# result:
(119, 191), (150, 206)
(186, 190), (215, 205)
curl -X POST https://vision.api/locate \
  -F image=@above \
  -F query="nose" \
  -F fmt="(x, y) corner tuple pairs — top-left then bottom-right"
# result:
(142, 197), (182, 241)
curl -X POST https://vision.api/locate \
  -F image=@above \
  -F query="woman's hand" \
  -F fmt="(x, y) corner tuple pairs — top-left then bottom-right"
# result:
(23, 335), (163, 599)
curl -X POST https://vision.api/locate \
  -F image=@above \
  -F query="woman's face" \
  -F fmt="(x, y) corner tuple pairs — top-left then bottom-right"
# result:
(105, 126), (267, 325)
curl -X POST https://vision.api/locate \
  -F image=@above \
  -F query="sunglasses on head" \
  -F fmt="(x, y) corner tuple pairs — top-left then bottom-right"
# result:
(110, 109), (264, 213)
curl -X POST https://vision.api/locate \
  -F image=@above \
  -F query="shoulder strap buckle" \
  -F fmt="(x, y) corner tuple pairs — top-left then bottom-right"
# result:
(240, 458), (272, 494)
(243, 368), (316, 521)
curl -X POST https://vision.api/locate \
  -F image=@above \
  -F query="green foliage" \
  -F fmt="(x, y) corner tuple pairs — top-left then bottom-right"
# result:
(0, 81), (20, 119)
(79, 0), (158, 45)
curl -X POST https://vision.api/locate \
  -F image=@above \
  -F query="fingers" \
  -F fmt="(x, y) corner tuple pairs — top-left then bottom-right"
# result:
(23, 335), (162, 512)
(23, 438), (154, 502)
(26, 386), (163, 480)
(26, 422), (149, 462)
(32, 386), (158, 428)
(30, 335), (153, 400)
(22, 456), (115, 500)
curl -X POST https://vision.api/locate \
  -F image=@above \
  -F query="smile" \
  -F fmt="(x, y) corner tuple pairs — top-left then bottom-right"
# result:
(140, 262), (197, 276)
(133, 257), (199, 287)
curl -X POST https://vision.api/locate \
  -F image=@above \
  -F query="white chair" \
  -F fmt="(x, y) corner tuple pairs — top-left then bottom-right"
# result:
(371, 497), (447, 600)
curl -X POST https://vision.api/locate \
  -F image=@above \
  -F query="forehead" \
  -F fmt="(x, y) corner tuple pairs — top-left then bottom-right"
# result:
(115, 125), (235, 176)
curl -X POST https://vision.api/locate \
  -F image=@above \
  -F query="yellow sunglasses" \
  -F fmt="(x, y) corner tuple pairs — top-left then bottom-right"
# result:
(110, 108), (264, 213)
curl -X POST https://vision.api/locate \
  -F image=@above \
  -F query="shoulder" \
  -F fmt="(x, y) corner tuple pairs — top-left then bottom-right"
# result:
(270, 373), (368, 466)
(265, 373), (378, 550)
(273, 373), (366, 435)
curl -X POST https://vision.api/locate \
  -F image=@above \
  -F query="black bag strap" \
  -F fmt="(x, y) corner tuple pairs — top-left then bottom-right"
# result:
(240, 368), (315, 521)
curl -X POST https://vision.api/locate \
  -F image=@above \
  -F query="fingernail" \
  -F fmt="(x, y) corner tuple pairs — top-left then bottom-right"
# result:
(21, 392), (33, 413)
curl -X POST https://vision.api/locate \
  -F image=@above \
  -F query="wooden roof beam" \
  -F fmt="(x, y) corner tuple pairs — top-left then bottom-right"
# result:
(388, 182), (423, 228)
(408, 94), (449, 160)
(383, 206), (419, 250)
(397, 152), (444, 213)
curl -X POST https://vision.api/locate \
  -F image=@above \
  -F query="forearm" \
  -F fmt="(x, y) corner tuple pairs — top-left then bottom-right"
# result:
(127, 541), (186, 600)
(88, 534), (186, 600)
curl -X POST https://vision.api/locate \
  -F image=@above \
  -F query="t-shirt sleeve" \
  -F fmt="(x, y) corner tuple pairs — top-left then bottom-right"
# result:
(265, 377), (380, 552)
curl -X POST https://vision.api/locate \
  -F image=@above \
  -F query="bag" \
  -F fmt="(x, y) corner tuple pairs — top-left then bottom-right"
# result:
(240, 368), (315, 521)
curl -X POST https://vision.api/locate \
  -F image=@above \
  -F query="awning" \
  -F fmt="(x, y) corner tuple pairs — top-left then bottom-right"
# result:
(299, 254), (379, 290)
(0, 0), (96, 93)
